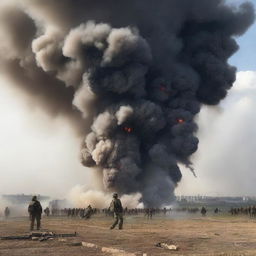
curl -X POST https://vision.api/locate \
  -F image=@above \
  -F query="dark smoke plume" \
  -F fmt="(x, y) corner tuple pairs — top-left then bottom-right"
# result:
(0, 0), (254, 206)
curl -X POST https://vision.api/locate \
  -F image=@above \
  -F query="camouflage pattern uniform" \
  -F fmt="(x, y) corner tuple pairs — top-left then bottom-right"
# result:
(109, 193), (123, 230)
(28, 196), (42, 231)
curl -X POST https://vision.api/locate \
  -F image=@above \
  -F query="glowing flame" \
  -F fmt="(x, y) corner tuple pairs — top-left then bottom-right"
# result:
(160, 84), (167, 92)
(177, 119), (184, 124)
(124, 127), (133, 133)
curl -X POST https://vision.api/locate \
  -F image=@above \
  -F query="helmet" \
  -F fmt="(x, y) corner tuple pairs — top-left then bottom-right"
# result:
(113, 193), (118, 198)
(32, 196), (37, 201)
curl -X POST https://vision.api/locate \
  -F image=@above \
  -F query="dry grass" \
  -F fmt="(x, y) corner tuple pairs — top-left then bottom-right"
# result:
(1, 214), (256, 255)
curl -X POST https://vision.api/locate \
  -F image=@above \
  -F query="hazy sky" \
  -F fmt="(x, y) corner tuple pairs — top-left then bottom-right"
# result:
(0, 0), (256, 199)
(0, 76), (91, 198)
(177, 71), (256, 196)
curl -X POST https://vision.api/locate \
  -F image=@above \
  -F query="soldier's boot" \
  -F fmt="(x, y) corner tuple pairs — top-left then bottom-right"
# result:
(110, 217), (118, 229)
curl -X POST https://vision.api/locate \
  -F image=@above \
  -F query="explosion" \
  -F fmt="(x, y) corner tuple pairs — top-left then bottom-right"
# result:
(0, 0), (254, 207)
(123, 127), (133, 133)
(177, 119), (185, 124)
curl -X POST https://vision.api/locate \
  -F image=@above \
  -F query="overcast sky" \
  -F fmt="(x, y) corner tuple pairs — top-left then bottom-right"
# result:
(0, 0), (255, 199)
(176, 71), (256, 196)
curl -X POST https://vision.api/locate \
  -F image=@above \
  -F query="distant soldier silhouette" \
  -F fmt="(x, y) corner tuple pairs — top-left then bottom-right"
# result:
(145, 208), (150, 219)
(44, 207), (50, 217)
(201, 206), (207, 216)
(84, 205), (93, 219)
(4, 207), (10, 218)
(109, 193), (123, 230)
(28, 196), (42, 230)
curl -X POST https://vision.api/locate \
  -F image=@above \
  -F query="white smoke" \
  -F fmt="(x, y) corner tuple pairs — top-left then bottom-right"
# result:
(68, 185), (142, 209)
(177, 71), (256, 196)
(0, 0), (254, 207)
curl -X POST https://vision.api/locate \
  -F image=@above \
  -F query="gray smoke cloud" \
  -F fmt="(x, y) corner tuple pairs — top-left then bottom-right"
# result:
(0, 0), (254, 207)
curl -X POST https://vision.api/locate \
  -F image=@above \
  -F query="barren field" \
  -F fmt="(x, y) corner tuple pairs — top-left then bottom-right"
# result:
(1, 214), (256, 256)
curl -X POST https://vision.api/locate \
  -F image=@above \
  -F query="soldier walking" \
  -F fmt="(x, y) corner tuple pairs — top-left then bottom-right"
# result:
(28, 196), (42, 231)
(84, 205), (93, 219)
(109, 193), (123, 230)
(44, 207), (50, 217)
(4, 207), (10, 218)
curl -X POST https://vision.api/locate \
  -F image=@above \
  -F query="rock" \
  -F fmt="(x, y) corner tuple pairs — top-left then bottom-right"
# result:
(82, 242), (98, 248)
(155, 242), (179, 251)
(58, 238), (67, 242)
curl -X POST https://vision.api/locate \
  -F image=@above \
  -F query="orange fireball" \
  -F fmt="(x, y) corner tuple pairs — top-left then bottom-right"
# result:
(124, 127), (133, 133)
(177, 119), (185, 124)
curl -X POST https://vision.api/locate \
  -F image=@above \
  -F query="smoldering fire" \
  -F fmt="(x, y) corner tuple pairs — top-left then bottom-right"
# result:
(0, 0), (254, 207)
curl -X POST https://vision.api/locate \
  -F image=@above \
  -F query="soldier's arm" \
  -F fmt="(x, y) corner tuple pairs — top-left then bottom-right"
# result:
(28, 203), (32, 214)
(109, 200), (114, 211)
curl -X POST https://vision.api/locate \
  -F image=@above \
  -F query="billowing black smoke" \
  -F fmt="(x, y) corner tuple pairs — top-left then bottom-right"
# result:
(0, 0), (254, 206)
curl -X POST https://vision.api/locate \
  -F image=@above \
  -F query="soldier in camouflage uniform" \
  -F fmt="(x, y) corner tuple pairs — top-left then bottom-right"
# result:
(28, 196), (42, 231)
(4, 207), (10, 218)
(109, 193), (123, 230)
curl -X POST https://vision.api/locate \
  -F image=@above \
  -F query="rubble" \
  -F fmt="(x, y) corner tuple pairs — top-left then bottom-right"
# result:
(0, 231), (77, 242)
(82, 242), (98, 248)
(155, 242), (179, 251)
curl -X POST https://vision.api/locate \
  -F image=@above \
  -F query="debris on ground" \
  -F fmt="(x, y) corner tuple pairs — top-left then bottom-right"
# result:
(82, 242), (137, 255)
(155, 242), (179, 251)
(58, 238), (67, 242)
(81, 242), (98, 248)
(70, 242), (82, 246)
(0, 231), (77, 242)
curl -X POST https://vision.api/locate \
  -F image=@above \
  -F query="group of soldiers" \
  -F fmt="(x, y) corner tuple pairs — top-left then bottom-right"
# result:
(10, 194), (256, 232)
(172, 207), (219, 216)
(230, 206), (256, 217)
(51, 207), (172, 219)
(49, 206), (96, 218)
(25, 193), (124, 230)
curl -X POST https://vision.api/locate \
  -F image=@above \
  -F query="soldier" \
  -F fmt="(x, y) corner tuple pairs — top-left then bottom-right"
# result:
(44, 207), (50, 217)
(109, 193), (123, 230)
(145, 208), (150, 219)
(4, 207), (10, 218)
(201, 206), (207, 216)
(28, 196), (42, 231)
(84, 205), (93, 219)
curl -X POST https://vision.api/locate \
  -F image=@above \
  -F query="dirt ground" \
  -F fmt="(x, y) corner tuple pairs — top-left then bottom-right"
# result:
(1, 214), (256, 256)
